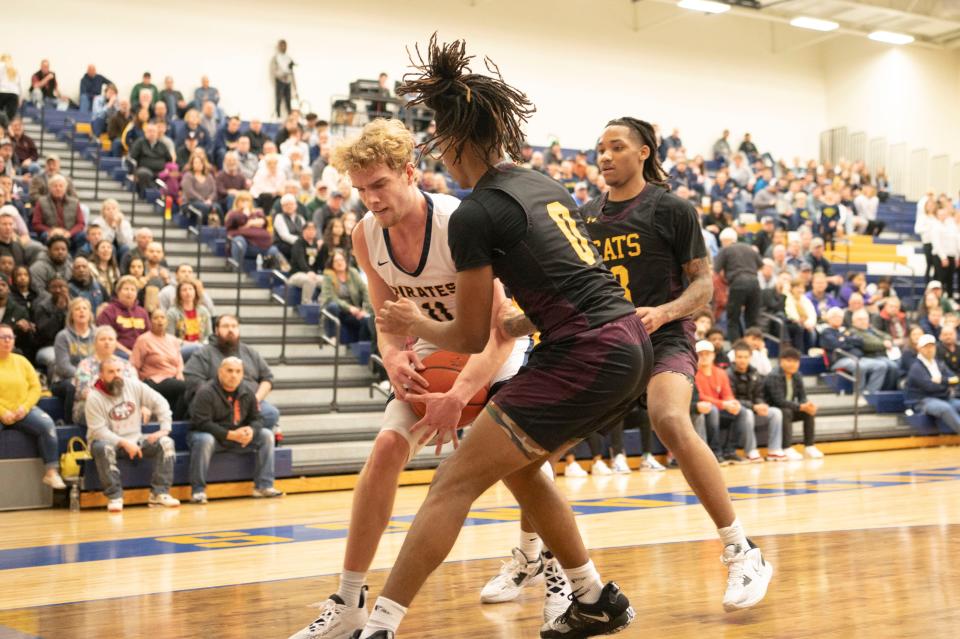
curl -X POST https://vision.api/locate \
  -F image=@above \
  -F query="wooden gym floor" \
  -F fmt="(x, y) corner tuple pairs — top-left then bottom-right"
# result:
(2, 447), (960, 638)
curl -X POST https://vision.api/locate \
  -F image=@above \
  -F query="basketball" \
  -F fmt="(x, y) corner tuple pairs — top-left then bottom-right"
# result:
(408, 351), (490, 426)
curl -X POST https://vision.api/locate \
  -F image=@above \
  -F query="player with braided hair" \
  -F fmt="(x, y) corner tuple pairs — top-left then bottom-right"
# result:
(583, 117), (774, 611)
(350, 34), (652, 638)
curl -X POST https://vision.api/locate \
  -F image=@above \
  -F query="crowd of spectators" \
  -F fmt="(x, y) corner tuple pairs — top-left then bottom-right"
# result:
(3, 52), (960, 499)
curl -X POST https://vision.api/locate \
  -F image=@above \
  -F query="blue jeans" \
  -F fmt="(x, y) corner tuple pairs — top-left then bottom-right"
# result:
(323, 302), (374, 344)
(259, 400), (279, 432)
(230, 235), (282, 266)
(915, 398), (960, 433)
(5, 408), (58, 468)
(188, 429), (275, 492)
(833, 357), (896, 393)
(90, 436), (175, 499)
(718, 408), (749, 456)
(741, 407), (783, 452)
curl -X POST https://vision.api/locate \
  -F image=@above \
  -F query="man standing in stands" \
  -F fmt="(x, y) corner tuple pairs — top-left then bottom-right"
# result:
(188, 357), (282, 503)
(715, 227), (762, 341)
(272, 40), (295, 118)
(86, 357), (178, 512)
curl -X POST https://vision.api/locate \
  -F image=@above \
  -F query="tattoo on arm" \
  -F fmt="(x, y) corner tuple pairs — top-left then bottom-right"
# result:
(659, 257), (714, 323)
(501, 309), (537, 339)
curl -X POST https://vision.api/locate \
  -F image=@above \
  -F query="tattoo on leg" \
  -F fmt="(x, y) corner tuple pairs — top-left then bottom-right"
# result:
(485, 403), (548, 460)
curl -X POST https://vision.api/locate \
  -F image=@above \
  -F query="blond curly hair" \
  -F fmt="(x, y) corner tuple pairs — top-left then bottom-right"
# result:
(331, 119), (415, 174)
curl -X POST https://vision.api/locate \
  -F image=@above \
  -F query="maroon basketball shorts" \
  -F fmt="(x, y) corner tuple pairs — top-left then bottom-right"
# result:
(489, 313), (653, 456)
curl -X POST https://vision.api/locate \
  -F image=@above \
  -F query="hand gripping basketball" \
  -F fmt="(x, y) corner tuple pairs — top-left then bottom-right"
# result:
(407, 351), (490, 455)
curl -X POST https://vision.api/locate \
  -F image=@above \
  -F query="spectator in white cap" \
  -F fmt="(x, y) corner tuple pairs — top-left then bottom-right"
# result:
(919, 280), (955, 315)
(694, 339), (748, 465)
(573, 181), (590, 207)
(904, 334), (960, 433)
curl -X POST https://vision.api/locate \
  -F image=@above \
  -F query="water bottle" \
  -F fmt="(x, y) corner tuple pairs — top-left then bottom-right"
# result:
(69, 483), (80, 512)
(256, 254), (263, 270)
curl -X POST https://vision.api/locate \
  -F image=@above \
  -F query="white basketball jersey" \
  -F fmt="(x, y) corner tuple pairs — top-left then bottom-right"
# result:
(361, 192), (528, 384)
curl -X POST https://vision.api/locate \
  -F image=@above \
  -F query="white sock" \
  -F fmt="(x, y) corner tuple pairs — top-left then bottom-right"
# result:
(564, 560), (603, 604)
(360, 596), (407, 637)
(337, 570), (366, 608)
(519, 531), (542, 561)
(718, 517), (750, 551)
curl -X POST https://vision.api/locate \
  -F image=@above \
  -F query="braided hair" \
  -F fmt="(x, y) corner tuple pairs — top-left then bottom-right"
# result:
(605, 117), (669, 189)
(397, 34), (535, 167)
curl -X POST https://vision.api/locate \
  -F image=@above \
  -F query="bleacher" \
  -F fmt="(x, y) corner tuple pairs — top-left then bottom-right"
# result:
(7, 105), (956, 510)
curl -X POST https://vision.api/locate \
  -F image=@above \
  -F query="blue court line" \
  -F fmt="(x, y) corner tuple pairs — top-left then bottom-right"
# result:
(0, 466), (957, 573)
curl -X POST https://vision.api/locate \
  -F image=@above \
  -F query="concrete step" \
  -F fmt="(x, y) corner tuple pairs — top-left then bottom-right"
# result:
(235, 321), (319, 339)
(207, 286), (274, 302)
(271, 363), (372, 384)
(279, 412), (383, 443)
(289, 440), (445, 473)
(271, 384), (386, 410)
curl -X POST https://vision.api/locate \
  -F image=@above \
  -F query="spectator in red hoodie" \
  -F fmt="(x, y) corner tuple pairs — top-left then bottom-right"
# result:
(96, 275), (150, 357)
(694, 340), (748, 465)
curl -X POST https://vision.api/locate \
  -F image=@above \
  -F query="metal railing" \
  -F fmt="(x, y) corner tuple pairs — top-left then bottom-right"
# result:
(38, 106), (46, 156)
(92, 138), (102, 201)
(832, 347), (863, 439)
(761, 312), (787, 347)
(185, 204), (204, 277)
(181, 204), (206, 278)
(369, 354), (390, 398)
(124, 156), (139, 226)
(225, 255), (243, 317)
(320, 308), (342, 411)
(269, 270), (292, 363)
(64, 117), (76, 178)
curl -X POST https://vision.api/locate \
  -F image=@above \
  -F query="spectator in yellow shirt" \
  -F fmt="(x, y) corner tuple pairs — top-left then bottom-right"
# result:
(0, 323), (66, 489)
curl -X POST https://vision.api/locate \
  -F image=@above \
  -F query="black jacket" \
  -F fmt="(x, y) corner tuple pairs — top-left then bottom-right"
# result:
(727, 365), (765, 409)
(189, 379), (264, 444)
(129, 138), (173, 175)
(763, 367), (808, 412)
(290, 237), (325, 275)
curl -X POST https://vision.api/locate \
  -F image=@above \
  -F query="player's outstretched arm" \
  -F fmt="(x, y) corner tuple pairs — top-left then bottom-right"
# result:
(637, 256), (713, 334)
(378, 265), (494, 354)
(448, 279), (516, 397)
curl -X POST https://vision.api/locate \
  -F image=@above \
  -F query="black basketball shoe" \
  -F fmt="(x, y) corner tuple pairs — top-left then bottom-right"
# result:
(540, 582), (635, 638)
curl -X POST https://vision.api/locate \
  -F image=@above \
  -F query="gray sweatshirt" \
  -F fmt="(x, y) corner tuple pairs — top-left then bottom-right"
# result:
(85, 377), (172, 445)
(52, 326), (95, 383)
(183, 342), (273, 399)
(29, 254), (72, 294)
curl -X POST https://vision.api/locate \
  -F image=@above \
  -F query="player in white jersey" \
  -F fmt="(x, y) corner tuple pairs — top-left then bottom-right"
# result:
(288, 120), (562, 639)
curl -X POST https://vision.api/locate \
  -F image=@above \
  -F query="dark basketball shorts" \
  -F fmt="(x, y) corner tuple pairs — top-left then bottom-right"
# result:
(489, 313), (653, 456)
(635, 328), (697, 410)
